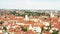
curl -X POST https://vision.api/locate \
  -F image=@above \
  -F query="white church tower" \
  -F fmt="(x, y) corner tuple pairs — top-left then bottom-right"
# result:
(25, 15), (29, 21)
(50, 11), (54, 18)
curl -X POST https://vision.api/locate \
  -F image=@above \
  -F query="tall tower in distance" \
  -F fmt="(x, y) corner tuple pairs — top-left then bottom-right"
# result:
(25, 15), (29, 21)
(50, 11), (54, 18)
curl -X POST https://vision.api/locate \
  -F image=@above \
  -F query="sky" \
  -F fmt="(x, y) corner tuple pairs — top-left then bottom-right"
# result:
(0, 0), (60, 10)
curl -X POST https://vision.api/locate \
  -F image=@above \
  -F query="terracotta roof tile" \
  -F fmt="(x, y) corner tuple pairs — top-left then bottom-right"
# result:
(9, 28), (15, 32)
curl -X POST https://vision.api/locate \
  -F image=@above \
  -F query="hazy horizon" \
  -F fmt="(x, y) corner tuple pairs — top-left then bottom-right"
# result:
(0, 0), (60, 10)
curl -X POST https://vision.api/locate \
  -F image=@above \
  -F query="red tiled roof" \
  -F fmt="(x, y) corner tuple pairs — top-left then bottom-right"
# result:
(14, 29), (21, 34)
(42, 30), (50, 34)
(25, 30), (37, 34)
(52, 17), (58, 22)
(33, 23), (44, 28)
(34, 16), (39, 18)
(9, 28), (15, 32)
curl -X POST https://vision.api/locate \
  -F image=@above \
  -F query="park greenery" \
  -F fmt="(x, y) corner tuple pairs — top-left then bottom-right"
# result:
(9, 10), (50, 17)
